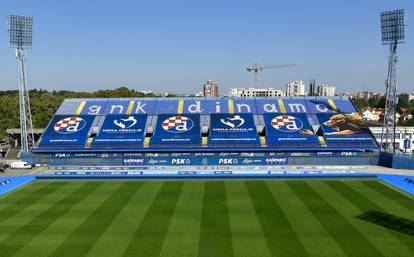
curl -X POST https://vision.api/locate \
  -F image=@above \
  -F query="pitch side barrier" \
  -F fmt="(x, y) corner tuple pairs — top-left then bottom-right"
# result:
(32, 97), (379, 154)
(25, 151), (379, 166)
(379, 152), (414, 170)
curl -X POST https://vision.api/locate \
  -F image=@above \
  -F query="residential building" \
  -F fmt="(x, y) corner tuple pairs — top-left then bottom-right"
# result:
(309, 79), (316, 96)
(317, 83), (336, 97)
(362, 108), (384, 122)
(228, 88), (285, 97)
(398, 93), (414, 105)
(285, 80), (306, 96)
(203, 80), (219, 97)
(341, 91), (384, 100)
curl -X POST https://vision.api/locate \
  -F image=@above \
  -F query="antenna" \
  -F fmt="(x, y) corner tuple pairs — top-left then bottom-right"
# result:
(379, 9), (405, 153)
(8, 14), (35, 154)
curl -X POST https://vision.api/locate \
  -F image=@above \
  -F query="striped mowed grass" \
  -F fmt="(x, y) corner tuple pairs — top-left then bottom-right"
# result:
(0, 180), (413, 257)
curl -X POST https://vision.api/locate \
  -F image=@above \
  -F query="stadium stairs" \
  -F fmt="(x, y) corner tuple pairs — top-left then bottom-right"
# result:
(5, 147), (21, 160)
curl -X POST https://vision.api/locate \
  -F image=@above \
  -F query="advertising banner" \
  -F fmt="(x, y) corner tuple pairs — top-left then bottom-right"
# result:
(39, 115), (94, 146)
(264, 113), (319, 144)
(122, 154), (288, 166)
(151, 114), (201, 145)
(92, 114), (147, 146)
(317, 113), (376, 145)
(208, 113), (259, 145)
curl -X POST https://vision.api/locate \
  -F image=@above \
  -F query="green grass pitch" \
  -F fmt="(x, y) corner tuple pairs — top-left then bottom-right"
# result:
(0, 179), (413, 257)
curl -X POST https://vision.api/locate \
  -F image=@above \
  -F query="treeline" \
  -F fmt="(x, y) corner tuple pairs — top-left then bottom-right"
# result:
(0, 87), (156, 141)
(352, 98), (386, 110)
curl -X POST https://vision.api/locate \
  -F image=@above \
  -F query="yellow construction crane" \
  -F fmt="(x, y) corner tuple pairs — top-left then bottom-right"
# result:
(246, 63), (297, 88)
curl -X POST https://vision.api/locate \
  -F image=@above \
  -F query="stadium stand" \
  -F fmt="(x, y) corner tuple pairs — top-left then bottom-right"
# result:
(28, 96), (380, 166)
(33, 96), (378, 151)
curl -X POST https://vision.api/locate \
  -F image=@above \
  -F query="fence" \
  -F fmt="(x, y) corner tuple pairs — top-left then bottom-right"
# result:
(379, 152), (414, 170)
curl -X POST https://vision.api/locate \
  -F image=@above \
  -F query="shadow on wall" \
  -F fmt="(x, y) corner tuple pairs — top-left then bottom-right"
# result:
(356, 210), (414, 236)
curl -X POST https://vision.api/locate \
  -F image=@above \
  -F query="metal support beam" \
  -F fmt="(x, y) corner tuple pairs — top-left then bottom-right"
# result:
(379, 9), (405, 153)
(8, 14), (35, 153)
(16, 49), (35, 152)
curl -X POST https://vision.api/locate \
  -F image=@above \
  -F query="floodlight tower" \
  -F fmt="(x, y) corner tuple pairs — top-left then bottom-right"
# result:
(8, 14), (35, 153)
(379, 9), (405, 153)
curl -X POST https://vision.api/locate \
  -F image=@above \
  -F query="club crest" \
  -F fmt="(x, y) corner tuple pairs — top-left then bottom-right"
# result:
(54, 117), (86, 134)
(162, 116), (194, 133)
(271, 115), (303, 132)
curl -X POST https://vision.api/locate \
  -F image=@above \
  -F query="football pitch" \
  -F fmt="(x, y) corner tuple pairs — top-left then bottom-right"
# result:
(0, 180), (413, 257)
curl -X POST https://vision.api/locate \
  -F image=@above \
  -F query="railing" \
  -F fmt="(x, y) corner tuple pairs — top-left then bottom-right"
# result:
(0, 142), (11, 152)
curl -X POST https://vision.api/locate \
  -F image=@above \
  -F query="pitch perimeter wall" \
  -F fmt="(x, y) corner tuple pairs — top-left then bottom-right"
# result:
(25, 151), (379, 166)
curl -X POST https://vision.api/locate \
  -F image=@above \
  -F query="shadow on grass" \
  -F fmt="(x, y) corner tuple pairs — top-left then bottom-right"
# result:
(356, 210), (414, 236)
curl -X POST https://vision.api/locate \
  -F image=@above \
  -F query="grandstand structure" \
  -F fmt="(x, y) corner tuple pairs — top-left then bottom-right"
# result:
(28, 96), (379, 166)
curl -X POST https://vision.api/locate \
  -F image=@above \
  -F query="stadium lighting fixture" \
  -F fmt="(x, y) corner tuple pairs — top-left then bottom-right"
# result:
(9, 15), (33, 48)
(381, 9), (405, 45)
(8, 14), (35, 154)
(379, 9), (405, 153)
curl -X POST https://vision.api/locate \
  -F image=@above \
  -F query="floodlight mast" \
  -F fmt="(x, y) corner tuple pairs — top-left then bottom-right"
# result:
(379, 9), (405, 153)
(8, 14), (35, 154)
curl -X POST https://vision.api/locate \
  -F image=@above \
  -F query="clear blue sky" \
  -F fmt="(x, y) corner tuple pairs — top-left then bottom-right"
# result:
(0, 0), (412, 94)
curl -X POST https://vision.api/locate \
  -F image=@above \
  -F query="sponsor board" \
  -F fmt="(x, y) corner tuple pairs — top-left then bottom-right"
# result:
(92, 115), (147, 146)
(39, 115), (94, 146)
(265, 157), (288, 165)
(54, 117), (87, 134)
(264, 113), (319, 144)
(209, 113), (259, 145)
(123, 158), (145, 165)
(152, 114), (201, 145)
(211, 114), (256, 135)
(54, 153), (100, 158)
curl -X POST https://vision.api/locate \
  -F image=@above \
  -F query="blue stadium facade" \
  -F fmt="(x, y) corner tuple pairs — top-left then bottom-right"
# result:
(28, 96), (380, 166)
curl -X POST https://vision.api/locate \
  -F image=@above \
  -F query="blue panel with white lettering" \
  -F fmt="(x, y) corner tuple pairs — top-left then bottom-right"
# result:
(102, 100), (130, 115)
(305, 98), (357, 114)
(182, 99), (205, 114)
(305, 99), (337, 114)
(203, 99), (229, 114)
(254, 98), (280, 114)
(208, 113), (259, 145)
(80, 100), (107, 115)
(91, 114), (147, 146)
(39, 115), (94, 146)
(134, 99), (158, 115)
(264, 113), (319, 144)
(233, 99), (257, 113)
(280, 99), (308, 113)
(153, 99), (180, 114)
(210, 113), (257, 136)
(151, 114), (201, 145)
